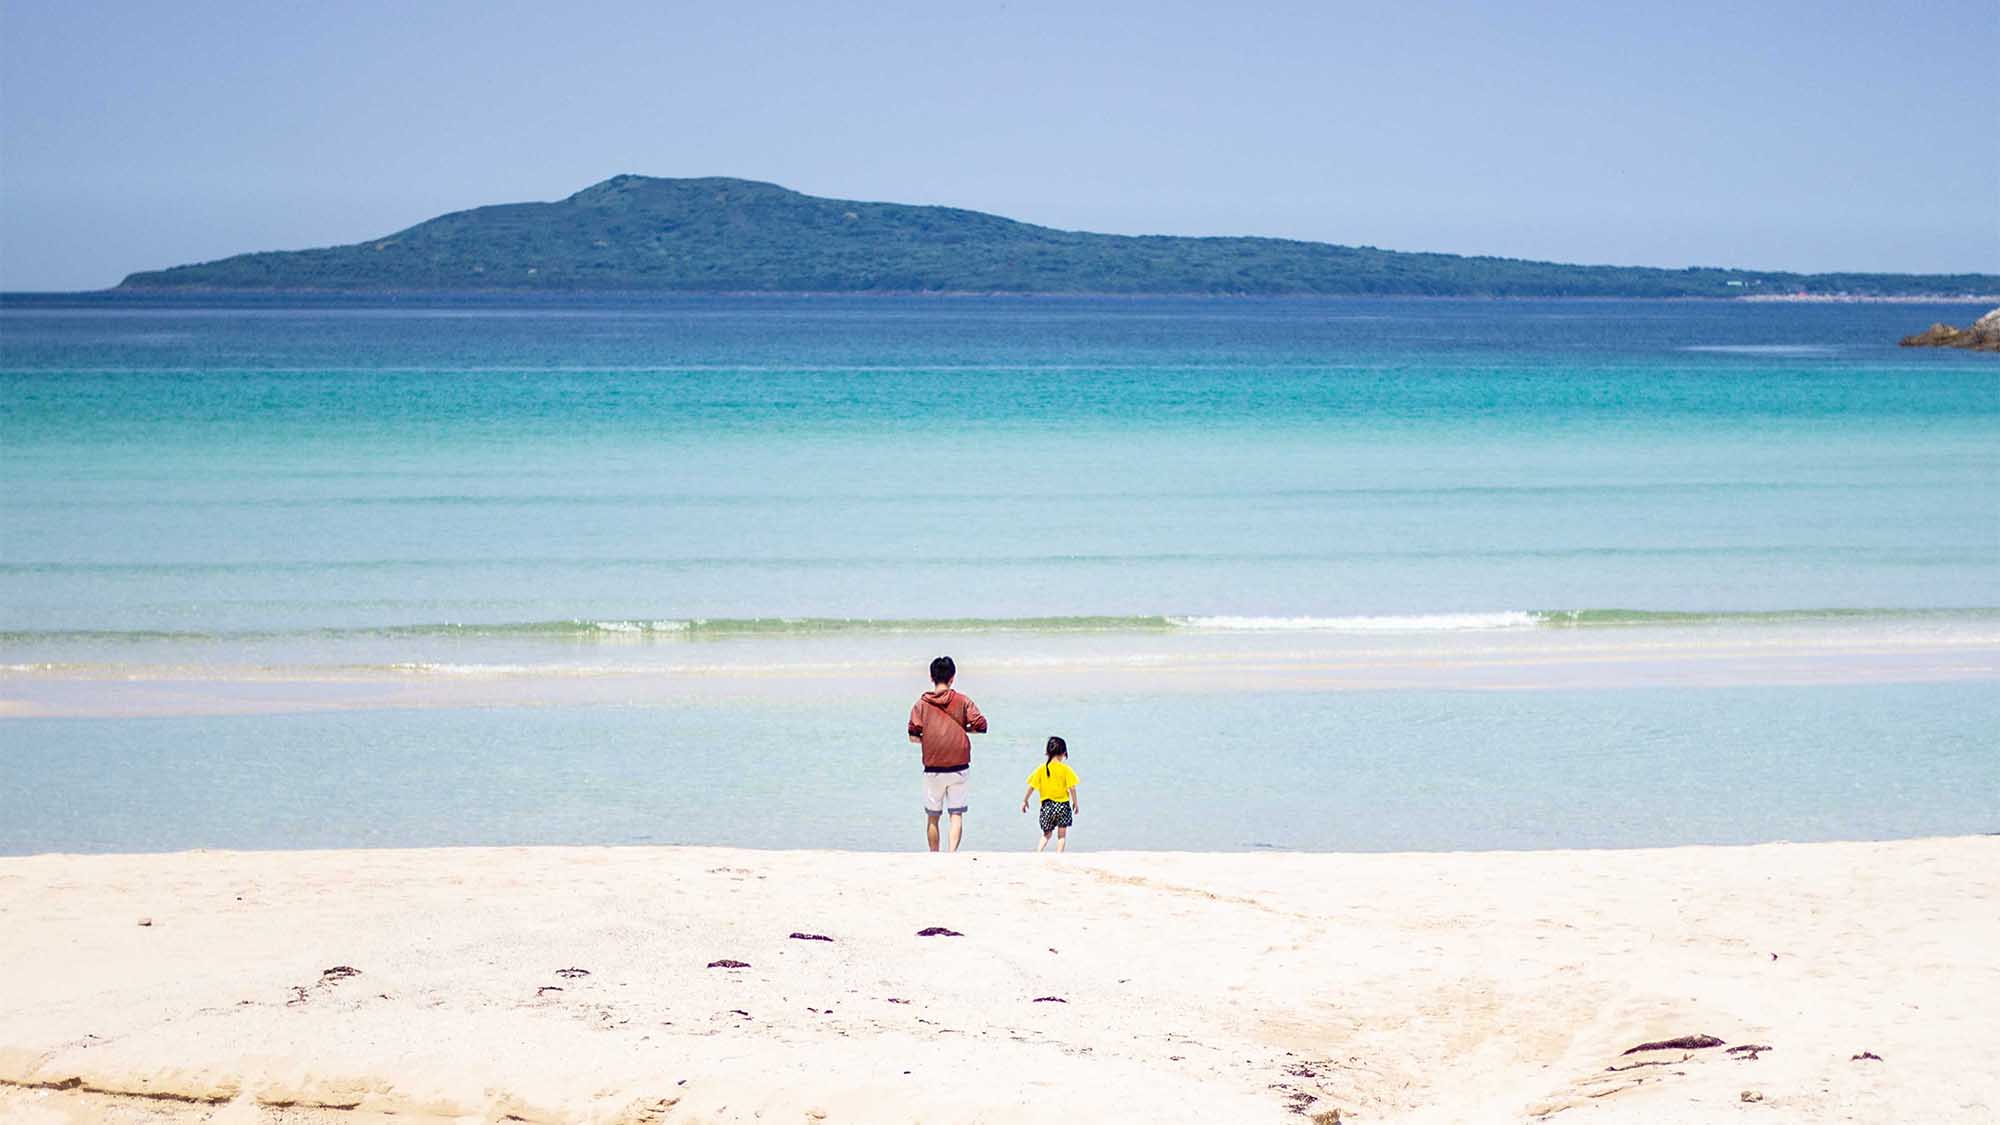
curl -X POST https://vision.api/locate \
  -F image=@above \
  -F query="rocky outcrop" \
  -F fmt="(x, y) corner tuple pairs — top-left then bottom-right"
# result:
(1900, 307), (2000, 351)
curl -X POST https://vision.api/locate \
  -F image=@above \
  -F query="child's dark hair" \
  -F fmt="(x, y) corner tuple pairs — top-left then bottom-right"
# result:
(929, 655), (955, 684)
(1045, 735), (1067, 759)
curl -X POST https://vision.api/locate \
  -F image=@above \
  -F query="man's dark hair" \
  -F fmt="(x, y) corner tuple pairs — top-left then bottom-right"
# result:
(929, 656), (956, 685)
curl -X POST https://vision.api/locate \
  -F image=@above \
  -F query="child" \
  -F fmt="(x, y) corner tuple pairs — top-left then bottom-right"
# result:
(1020, 736), (1081, 852)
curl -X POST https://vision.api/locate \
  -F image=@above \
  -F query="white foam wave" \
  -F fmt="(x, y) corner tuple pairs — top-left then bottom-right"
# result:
(1173, 612), (1539, 633)
(387, 661), (540, 677)
(589, 620), (692, 634)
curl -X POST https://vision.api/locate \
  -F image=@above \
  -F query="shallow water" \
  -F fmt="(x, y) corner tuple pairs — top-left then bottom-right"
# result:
(4, 682), (1993, 855)
(2, 294), (1995, 852)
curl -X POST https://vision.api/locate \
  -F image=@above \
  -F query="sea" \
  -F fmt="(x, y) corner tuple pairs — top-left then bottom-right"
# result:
(2, 293), (1995, 854)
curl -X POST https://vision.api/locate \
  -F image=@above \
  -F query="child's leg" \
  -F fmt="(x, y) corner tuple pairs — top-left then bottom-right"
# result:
(1037, 828), (1051, 852)
(1055, 825), (1068, 852)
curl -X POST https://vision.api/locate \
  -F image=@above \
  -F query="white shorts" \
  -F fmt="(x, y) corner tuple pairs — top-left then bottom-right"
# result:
(923, 770), (969, 816)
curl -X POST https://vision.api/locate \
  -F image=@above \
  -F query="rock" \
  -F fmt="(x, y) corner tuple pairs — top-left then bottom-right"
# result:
(1741, 1090), (1764, 1103)
(1622, 1034), (1725, 1054)
(1900, 307), (2000, 351)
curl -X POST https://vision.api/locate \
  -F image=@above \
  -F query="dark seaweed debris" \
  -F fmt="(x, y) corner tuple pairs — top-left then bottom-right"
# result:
(789, 932), (834, 942)
(555, 967), (590, 978)
(916, 926), (962, 937)
(1032, 996), (1067, 1003)
(707, 959), (751, 969)
(1622, 1034), (1724, 1054)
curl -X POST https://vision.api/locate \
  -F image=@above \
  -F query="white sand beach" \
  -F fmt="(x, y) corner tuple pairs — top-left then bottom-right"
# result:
(2, 837), (1995, 1123)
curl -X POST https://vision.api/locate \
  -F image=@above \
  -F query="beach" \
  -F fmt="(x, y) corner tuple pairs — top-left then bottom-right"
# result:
(3, 296), (1996, 1120)
(2, 838), (1995, 1123)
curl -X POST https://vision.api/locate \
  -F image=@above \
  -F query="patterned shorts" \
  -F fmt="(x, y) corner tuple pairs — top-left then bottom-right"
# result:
(1038, 799), (1073, 833)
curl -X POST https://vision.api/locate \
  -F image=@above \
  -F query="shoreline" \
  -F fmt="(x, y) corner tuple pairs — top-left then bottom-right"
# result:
(9, 289), (2000, 302)
(4, 837), (1995, 1122)
(6, 617), (1995, 719)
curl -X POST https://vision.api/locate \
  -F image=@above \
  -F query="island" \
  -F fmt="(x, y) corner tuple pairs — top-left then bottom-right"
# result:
(116, 175), (2000, 298)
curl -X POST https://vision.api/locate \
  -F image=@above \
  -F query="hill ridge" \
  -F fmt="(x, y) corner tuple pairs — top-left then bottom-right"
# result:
(117, 175), (2000, 297)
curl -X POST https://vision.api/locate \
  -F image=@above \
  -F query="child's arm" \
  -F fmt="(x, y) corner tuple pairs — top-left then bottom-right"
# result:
(1067, 783), (1079, 816)
(1021, 786), (1035, 813)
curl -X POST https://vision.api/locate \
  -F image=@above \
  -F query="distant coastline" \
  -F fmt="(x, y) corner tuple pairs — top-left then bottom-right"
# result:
(12, 288), (1999, 304)
(110, 175), (2000, 299)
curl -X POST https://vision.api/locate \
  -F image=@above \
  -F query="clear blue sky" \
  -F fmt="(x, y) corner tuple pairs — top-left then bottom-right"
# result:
(2, 0), (1994, 290)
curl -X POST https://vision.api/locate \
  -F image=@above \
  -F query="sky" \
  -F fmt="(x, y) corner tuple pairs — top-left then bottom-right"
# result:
(1, 0), (1995, 291)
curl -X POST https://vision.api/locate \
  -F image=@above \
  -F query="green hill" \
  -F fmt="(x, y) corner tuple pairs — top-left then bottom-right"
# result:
(115, 175), (1999, 297)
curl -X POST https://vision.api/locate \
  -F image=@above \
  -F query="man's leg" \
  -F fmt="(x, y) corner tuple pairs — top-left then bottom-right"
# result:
(926, 813), (942, 852)
(943, 772), (968, 853)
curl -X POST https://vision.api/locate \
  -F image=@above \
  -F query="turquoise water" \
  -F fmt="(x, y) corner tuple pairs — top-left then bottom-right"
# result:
(3, 684), (1993, 854)
(2, 295), (1995, 852)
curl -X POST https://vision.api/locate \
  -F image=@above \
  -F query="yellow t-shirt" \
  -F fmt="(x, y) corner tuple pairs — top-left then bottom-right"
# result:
(1026, 760), (1080, 803)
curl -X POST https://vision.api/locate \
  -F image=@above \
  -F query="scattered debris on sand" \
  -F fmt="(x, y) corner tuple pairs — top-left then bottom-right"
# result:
(1622, 1034), (1724, 1055)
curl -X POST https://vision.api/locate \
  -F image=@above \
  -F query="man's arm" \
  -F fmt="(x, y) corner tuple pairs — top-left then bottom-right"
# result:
(963, 698), (987, 734)
(907, 705), (924, 745)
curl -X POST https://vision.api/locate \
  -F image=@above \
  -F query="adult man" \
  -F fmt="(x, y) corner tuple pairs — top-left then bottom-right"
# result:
(907, 655), (987, 852)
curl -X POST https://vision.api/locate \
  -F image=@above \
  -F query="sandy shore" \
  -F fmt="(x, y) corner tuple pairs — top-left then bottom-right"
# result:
(1, 838), (1995, 1123)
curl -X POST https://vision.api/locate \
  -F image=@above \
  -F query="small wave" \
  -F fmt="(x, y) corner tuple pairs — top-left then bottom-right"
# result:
(1530, 607), (1986, 628)
(1173, 612), (1539, 632)
(3, 608), (1993, 647)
